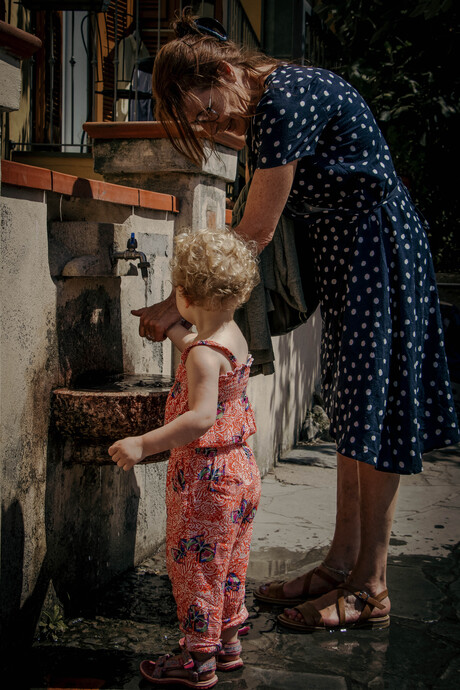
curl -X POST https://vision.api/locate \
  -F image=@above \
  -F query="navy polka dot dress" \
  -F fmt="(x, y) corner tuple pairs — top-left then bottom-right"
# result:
(251, 65), (459, 474)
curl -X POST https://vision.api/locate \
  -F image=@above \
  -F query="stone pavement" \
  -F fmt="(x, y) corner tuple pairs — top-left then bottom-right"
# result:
(24, 442), (460, 689)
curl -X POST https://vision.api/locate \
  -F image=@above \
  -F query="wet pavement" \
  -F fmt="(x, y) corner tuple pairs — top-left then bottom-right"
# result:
(23, 441), (460, 689)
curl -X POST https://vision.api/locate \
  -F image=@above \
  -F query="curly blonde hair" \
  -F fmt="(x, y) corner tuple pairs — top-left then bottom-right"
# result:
(171, 228), (259, 310)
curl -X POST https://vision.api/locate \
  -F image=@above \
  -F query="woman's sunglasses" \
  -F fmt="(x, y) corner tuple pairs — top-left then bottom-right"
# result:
(193, 84), (219, 125)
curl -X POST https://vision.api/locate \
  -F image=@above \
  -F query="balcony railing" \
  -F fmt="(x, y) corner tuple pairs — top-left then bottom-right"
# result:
(5, 0), (260, 160)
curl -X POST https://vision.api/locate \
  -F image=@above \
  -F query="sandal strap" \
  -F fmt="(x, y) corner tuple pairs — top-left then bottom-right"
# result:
(261, 565), (346, 602)
(339, 585), (388, 624)
(340, 584), (388, 610)
(219, 640), (242, 657)
(297, 565), (347, 598)
(265, 580), (288, 599)
(152, 653), (179, 678)
(153, 651), (216, 680)
(294, 600), (324, 626)
(312, 565), (347, 589)
(183, 650), (217, 675)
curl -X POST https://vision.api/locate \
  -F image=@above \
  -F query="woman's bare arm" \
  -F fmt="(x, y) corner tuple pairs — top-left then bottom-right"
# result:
(131, 162), (297, 340)
(234, 161), (297, 252)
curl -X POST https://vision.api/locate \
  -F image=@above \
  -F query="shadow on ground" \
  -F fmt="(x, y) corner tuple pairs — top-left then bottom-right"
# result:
(16, 540), (460, 689)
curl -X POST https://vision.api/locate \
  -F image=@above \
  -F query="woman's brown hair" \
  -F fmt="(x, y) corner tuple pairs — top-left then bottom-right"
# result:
(152, 8), (279, 165)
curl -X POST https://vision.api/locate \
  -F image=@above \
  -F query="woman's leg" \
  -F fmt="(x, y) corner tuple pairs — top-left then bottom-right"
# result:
(284, 455), (400, 624)
(324, 452), (361, 572)
(258, 452), (361, 599)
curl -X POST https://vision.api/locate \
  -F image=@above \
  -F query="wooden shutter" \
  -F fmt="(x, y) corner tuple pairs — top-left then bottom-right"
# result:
(94, 0), (134, 122)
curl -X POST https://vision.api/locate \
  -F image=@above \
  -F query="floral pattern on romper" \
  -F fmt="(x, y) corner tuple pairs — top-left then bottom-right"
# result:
(164, 340), (261, 654)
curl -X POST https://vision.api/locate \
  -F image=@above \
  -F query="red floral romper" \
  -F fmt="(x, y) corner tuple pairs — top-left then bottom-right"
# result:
(164, 340), (261, 654)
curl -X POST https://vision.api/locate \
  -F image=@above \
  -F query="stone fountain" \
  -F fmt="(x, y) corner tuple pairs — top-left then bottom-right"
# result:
(40, 124), (239, 607)
(48, 217), (174, 464)
(50, 124), (240, 468)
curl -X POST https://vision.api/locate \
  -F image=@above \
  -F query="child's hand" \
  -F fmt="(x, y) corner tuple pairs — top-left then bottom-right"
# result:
(108, 437), (144, 471)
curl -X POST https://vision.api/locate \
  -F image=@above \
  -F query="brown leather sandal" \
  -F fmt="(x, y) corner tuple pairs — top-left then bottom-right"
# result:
(277, 584), (390, 632)
(253, 563), (347, 606)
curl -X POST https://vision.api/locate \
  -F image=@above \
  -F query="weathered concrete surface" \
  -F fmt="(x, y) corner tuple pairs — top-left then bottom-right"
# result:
(0, 187), (174, 666)
(93, 139), (237, 181)
(52, 375), (172, 466)
(92, 139), (236, 234)
(247, 310), (322, 476)
(49, 212), (174, 383)
(0, 193), (59, 656)
(22, 442), (460, 689)
(0, 50), (21, 112)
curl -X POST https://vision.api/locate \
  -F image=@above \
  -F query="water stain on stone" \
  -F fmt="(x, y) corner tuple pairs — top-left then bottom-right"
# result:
(22, 545), (460, 690)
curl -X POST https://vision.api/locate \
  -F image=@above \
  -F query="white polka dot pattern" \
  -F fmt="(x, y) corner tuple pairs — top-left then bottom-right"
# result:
(250, 66), (459, 474)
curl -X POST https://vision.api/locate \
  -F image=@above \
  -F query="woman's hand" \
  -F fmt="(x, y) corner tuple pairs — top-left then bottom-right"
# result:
(108, 437), (144, 471)
(131, 289), (180, 341)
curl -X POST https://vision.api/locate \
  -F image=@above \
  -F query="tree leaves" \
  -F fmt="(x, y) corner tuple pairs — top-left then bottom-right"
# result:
(314, 0), (460, 269)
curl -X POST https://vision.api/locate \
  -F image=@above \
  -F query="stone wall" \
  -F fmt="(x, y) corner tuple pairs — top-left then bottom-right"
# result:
(247, 315), (322, 475)
(0, 189), (57, 651)
(0, 138), (321, 660)
(0, 183), (176, 655)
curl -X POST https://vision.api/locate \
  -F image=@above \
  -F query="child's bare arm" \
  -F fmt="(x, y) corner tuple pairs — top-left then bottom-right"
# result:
(108, 345), (220, 470)
(165, 321), (195, 352)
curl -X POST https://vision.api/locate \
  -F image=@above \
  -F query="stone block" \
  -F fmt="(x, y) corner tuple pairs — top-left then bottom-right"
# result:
(52, 374), (172, 447)
(93, 138), (237, 183)
(48, 221), (165, 278)
(0, 51), (21, 112)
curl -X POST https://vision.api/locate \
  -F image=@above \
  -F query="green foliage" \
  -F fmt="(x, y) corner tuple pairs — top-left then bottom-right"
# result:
(315, 0), (460, 270)
(37, 604), (68, 642)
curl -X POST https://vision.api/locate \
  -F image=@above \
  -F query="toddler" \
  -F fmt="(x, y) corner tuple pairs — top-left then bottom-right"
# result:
(109, 228), (261, 688)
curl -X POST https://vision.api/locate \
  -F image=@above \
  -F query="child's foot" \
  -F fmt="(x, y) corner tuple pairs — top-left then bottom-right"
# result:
(178, 623), (248, 651)
(216, 639), (243, 671)
(139, 650), (218, 687)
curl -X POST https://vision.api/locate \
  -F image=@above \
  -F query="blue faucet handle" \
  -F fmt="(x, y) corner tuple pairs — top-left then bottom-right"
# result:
(127, 232), (138, 250)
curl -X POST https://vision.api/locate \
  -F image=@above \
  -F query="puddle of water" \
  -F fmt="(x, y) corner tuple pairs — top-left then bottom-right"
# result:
(247, 546), (327, 581)
(72, 373), (174, 393)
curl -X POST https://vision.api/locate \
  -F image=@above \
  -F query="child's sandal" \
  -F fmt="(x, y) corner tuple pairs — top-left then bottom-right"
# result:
(216, 639), (243, 671)
(139, 650), (218, 688)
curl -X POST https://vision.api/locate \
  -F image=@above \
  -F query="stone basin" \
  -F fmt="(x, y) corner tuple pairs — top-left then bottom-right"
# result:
(52, 374), (174, 464)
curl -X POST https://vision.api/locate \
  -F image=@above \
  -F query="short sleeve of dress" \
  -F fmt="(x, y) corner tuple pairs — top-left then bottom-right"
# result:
(253, 69), (333, 169)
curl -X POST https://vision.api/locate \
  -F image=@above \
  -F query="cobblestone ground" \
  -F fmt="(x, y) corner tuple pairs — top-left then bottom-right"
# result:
(24, 442), (460, 690)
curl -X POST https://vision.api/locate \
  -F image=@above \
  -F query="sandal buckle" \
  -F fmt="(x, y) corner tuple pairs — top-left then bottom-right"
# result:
(358, 590), (370, 602)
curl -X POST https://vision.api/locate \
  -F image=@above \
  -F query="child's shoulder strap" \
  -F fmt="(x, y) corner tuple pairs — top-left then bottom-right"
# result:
(182, 339), (239, 369)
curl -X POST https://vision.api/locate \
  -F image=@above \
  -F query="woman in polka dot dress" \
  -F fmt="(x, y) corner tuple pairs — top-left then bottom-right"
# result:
(133, 12), (459, 633)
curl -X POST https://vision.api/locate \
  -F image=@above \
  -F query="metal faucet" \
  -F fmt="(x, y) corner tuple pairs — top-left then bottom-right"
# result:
(112, 233), (150, 279)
